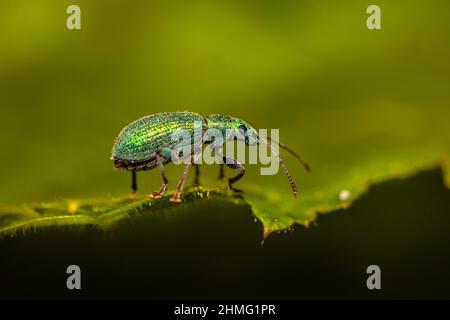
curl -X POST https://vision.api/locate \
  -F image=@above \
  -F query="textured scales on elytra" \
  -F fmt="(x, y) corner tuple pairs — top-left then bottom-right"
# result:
(111, 112), (310, 203)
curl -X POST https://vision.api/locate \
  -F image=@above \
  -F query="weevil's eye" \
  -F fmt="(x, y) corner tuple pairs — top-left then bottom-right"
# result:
(238, 125), (247, 135)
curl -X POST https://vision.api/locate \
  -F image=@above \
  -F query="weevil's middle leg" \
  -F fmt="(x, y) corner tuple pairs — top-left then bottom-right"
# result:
(218, 163), (225, 180)
(194, 163), (200, 186)
(151, 153), (168, 199)
(170, 162), (192, 203)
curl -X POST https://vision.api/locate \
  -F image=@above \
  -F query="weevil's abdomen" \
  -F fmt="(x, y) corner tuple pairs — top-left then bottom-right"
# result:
(112, 112), (206, 171)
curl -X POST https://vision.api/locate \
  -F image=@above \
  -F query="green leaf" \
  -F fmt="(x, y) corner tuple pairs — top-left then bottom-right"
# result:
(0, 188), (241, 238)
(245, 151), (450, 238)
(1, 148), (449, 240)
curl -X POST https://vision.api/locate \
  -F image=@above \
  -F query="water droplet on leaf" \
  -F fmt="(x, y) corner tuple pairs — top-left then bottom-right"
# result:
(339, 189), (350, 201)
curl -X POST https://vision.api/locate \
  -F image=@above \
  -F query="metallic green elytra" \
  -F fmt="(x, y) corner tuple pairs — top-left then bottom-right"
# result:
(112, 112), (207, 169)
(111, 112), (310, 203)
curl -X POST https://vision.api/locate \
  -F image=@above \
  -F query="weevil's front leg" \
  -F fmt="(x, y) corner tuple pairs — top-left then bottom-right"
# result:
(216, 150), (245, 193)
(170, 162), (192, 203)
(151, 153), (168, 199)
(131, 170), (137, 194)
(225, 158), (245, 193)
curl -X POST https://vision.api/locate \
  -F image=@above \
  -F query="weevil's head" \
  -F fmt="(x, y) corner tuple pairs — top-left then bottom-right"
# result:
(205, 115), (259, 146)
(206, 114), (311, 199)
(231, 117), (259, 146)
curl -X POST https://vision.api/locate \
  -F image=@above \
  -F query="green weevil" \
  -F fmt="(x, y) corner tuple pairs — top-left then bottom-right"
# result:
(111, 112), (310, 203)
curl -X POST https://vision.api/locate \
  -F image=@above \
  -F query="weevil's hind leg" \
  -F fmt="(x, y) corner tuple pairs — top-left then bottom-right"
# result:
(218, 163), (225, 180)
(151, 154), (168, 199)
(217, 150), (245, 193)
(131, 171), (137, 194)
(170, 162), (192, 203)
(194, 163), (200, 186)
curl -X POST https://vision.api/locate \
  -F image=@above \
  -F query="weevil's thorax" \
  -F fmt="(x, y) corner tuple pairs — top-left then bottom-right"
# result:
(205, 114), (259, 146)
(204, 114), (231, 143)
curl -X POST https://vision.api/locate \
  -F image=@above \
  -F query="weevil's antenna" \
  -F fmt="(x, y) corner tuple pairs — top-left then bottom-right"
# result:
(258, 135), (298, 197)
(266, 136), (311, 173)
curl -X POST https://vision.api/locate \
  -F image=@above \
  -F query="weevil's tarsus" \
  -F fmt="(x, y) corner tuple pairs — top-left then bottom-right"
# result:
(151, 153), (168, 199)
(266, 136), (311, 173)
(259, 136), (298, 197)
(170, 161), (192, 203)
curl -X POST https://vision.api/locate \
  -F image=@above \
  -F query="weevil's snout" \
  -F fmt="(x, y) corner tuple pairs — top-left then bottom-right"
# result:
(241, 127), (258, 146)
(247, 129), (259, 146)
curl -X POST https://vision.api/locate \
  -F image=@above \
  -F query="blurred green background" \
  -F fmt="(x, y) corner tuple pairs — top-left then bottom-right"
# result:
(0, 0), (449, 204)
